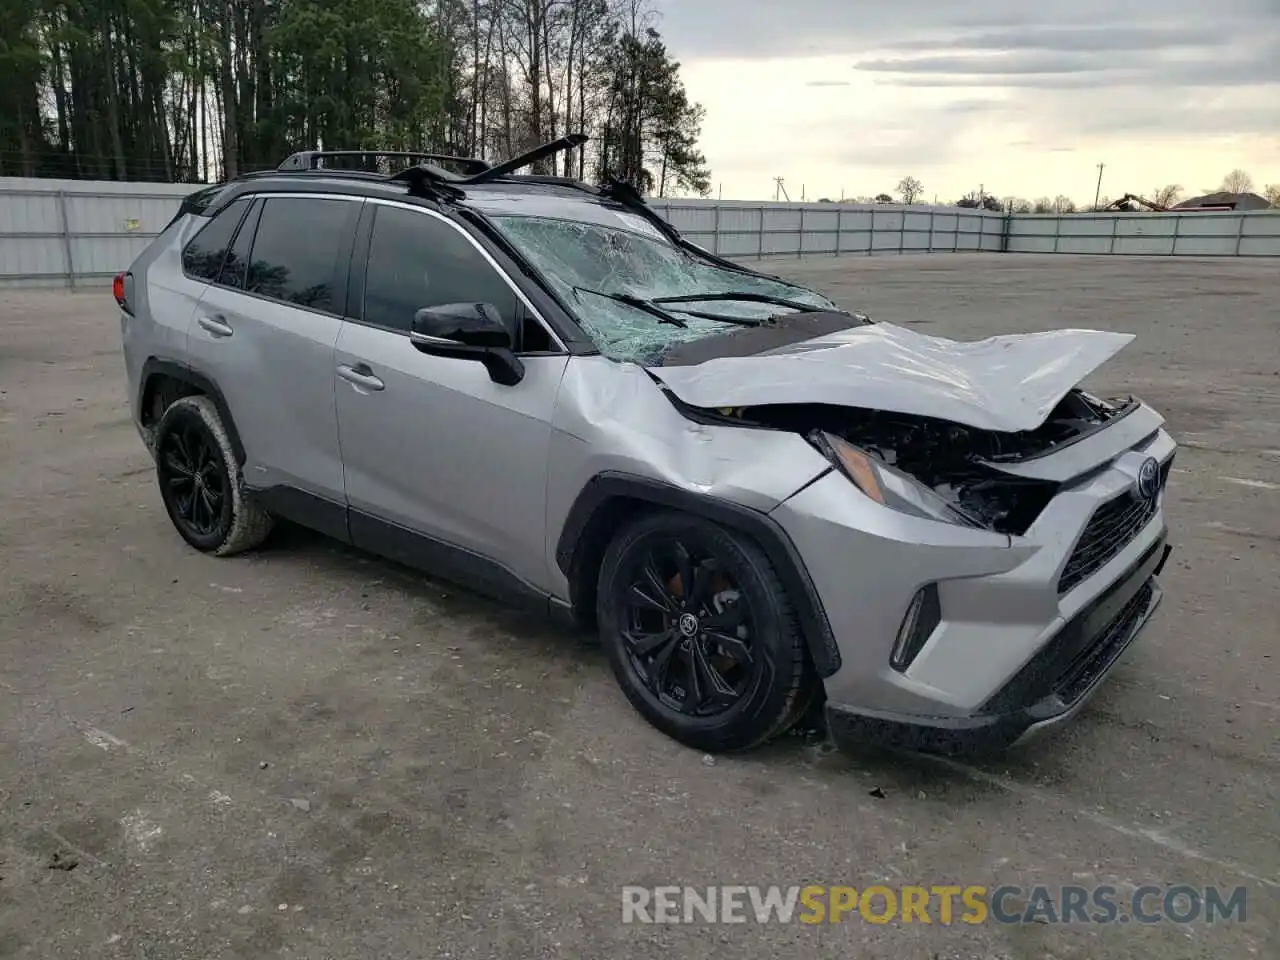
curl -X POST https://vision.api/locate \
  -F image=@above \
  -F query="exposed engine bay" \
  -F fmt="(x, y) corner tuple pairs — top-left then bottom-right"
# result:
(705, 389), (1135, 535)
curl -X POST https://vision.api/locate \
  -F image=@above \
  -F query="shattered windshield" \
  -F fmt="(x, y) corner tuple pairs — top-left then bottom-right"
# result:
(490, 213), (838, 363)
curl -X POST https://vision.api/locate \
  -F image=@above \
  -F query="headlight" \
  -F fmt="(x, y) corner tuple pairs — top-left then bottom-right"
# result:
(810, 431), (979, 527)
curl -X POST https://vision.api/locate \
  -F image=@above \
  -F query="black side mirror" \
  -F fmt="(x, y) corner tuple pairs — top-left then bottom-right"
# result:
(410, 302), (524, 386)
(412, 302), (512, 348)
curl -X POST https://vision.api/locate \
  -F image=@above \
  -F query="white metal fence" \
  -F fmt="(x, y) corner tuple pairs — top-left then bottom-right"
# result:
(0, 178), (195, 288)
(2, 178), (1278, 287)
(1005, 210), (1280, 257)
(648, 200), (1006, 258)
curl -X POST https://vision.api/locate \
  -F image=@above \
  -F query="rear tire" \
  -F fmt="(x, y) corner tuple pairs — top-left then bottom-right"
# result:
(597, 511), (811, 752)
(153, 396), (273, 556)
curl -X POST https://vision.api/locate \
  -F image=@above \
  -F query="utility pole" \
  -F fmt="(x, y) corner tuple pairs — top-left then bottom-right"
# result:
(773, 177), (789, 202)
(1094, 162), (1105, 210)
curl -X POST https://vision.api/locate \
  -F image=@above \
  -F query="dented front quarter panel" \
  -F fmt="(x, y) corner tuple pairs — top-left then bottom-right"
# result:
(651, 322), (1136, 434)
(542, 356), (834, 596)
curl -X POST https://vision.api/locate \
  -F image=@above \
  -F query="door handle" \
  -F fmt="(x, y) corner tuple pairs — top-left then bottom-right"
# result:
(336, 363), (385, 392)
(198, 315), (234, 338)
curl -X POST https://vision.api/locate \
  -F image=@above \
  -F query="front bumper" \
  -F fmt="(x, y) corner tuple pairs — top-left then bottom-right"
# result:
(825, 538), (1169, 754)
(770, 421), (1176, 753)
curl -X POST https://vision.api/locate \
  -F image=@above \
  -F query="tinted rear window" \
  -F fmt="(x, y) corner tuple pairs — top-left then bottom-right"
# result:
(246, 197), (357, 312)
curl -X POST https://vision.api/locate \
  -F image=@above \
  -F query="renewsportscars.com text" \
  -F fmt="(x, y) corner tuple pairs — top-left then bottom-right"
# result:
(621, 884), (1248, 925)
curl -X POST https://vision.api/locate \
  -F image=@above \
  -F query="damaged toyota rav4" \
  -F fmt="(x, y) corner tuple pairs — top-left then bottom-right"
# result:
(118, 135), (1175, 755)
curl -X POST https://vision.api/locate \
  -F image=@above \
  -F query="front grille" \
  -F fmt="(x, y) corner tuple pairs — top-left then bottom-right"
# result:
(1054, 581), (1154, 704)
(1058, 464), (1167, 595)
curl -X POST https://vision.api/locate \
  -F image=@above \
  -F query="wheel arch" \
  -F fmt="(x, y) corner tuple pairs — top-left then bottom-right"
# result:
(555, 472), (842, 678)
(139, 358), (246, 465)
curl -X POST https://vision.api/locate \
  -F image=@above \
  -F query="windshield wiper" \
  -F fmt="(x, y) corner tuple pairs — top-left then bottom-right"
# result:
(651, 292), (837, 314)
(572, 288), (771, 328)
(573, 287), (687, 327)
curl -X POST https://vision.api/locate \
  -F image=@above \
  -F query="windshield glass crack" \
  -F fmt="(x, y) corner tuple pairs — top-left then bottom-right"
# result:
(493, 214), (838, 363)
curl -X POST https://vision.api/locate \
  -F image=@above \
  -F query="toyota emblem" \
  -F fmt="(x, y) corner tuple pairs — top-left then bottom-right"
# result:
(1137, 457), (1160, 501)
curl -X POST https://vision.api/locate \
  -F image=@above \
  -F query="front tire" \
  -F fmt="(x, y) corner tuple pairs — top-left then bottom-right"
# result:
(597, 511), (811, 752)
(153, 395), (273, 556)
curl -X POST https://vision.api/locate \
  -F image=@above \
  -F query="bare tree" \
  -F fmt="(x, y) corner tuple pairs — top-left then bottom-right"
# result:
(896, 175), (923, 204)
(1151, 184), (1182, 208)
(1032, 197), (1054, 214)
(1220, 169), (1254, 193)
(1263, 184), (1280, 208)
(1053, 195), (1077, 214)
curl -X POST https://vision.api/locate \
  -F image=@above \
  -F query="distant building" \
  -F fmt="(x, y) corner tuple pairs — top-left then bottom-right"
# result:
(1173, 191), (1271, 211)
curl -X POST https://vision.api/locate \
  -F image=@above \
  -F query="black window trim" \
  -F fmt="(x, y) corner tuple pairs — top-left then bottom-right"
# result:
(215, 196), (264, 290)
(189, 177), (598, 352)
(179, 195), (254, 285)
(345, 196), (568, 354)
(187, 192), (364, 321)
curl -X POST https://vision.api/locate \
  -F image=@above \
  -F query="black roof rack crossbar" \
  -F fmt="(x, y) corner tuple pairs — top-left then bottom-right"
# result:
(453, 133), (588, 186)
(278, 150), (491, 176)
(385, 133), (590, 200)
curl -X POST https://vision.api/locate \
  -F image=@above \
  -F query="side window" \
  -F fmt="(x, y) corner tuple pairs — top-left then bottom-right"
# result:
(216, 199), (262, 290)
(362, 205), (520, 334)
(246, 197), (356, 313)
(182, 197), (250, 281)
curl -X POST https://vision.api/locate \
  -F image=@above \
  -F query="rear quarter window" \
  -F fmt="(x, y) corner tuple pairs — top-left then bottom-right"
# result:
(182, 197), (251, 281)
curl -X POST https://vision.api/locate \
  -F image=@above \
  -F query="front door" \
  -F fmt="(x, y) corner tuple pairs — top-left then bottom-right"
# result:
(333, 201), (569, 592)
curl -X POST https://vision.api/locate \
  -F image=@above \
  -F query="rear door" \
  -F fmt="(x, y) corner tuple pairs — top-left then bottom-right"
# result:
(333, 200), (569, 591)
(187, 194), (361, 512)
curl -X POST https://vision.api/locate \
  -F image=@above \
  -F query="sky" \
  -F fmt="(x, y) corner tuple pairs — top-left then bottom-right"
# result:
(650, 0), (1280, 203)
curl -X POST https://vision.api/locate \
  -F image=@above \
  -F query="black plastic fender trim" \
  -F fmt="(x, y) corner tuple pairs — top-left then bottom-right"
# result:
(139, 358), (246, 465)
(555, 472), (842, 678)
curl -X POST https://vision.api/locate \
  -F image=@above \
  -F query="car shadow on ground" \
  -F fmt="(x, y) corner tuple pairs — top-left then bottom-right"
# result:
(255, 518), (1072, 798)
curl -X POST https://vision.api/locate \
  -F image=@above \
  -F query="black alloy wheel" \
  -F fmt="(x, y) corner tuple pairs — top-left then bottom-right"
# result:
(151, 396), (273, 556)
(598, 512), (812, 752)
(158, 415), (232, 545)
(619, 535), (759, 717)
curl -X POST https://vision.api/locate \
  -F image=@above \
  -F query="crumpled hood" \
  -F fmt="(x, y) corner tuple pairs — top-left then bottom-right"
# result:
(650, 321), (1134, 433)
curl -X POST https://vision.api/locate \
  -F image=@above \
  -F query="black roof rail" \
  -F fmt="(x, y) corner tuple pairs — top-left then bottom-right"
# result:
(278, 150), (490, 176)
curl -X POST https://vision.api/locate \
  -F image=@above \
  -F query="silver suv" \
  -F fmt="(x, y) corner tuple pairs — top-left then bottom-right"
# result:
(117, 137), (1175, 754)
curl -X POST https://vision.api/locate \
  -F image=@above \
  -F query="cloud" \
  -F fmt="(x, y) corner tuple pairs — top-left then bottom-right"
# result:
(892, 25), (1213, 53)
(854, 51), (1124, 76)
(805, 80), (852, 87)
(856, 33), (1280, 91)
(652, 0), (1275, 59)
(868, 56), (1279, 90)
(1073, 100), (1280, 139)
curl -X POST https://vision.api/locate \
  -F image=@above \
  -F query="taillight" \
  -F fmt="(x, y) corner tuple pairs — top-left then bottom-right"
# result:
(113, 272), (133, 314)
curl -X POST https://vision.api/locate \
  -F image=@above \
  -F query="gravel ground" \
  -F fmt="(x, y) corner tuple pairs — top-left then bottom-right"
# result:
(0, 253), (1276, 959)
